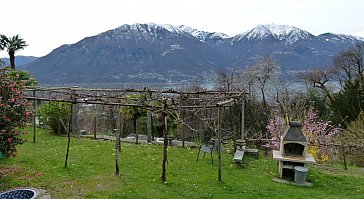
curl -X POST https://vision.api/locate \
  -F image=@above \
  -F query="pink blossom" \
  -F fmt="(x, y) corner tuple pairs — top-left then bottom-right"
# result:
(0, 67), (29, 158)
(264, 111), (284, 150)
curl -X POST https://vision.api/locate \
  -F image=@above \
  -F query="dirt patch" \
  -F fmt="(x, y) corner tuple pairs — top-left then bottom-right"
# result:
(0, 165), (43, 191)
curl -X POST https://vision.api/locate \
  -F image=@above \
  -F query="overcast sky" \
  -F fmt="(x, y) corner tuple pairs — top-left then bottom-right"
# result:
(1, 0), (364, 57)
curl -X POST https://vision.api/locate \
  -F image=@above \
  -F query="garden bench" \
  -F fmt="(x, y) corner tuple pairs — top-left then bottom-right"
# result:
(245, 148), (259, 158)
(233, 149), (245, 163)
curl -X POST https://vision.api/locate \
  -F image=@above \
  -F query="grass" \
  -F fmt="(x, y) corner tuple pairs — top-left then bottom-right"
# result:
(1, 128), (364, 198)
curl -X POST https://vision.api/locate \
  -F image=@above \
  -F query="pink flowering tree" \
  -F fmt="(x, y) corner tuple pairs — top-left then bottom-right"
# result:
(0, 67), (31, 158)
(264, 111), (285, 150)
(303, 108), (340, 162)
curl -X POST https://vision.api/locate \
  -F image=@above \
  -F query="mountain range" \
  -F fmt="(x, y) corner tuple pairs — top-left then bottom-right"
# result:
(23, 23), (363, 84)
(0, 56), (38, 69)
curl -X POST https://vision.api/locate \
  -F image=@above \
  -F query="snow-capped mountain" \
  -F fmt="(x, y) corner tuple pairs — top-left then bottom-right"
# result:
(232, 24), (316, 44)
(98, 23), (188, 40)
(178, 25), (229, 42)
(319, 33), (361, 44)
(99, 23), (229, 43)
(24, 23), (363, 84)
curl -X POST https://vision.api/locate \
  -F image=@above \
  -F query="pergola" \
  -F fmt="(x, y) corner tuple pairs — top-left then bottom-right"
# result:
(25, 86), (247, 182)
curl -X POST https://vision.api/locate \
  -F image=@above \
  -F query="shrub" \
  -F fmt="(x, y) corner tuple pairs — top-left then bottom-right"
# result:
(5, 69), (37, 86)
(302, 108), (339, 163)
(340, 112), (364, 167)
(37, 102), (71, 135)
(0, 67), (30, 158)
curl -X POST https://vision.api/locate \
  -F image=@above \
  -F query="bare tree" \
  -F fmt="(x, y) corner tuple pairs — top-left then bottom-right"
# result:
(300, 69), (336, 103)
(215, 71), (234, 92)
(215, 68), (248, 92)
(334, 42), (364, 84)
(249, 57), (280, 107)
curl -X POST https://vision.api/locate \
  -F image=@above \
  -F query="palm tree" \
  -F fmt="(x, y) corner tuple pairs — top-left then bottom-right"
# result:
(0, 34), (28, 69)
(0, 38), (6, 67)
(0, 39), (4, 50)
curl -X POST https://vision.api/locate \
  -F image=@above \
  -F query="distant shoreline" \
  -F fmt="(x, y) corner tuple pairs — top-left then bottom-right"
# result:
(38, 81), (215, 90)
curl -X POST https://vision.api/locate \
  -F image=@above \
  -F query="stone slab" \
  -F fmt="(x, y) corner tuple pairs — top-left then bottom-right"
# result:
(273, 177), (313, 187)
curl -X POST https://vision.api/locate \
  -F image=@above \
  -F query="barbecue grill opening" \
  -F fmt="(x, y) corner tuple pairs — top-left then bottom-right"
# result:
(284, 143), (304, 157)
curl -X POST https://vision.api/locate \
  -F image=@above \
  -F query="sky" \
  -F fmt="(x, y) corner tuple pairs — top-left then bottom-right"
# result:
(1, 0), (364, 57)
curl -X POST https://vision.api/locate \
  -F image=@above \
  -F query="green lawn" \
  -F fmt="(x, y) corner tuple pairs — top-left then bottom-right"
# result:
(1, 128), (364, 198)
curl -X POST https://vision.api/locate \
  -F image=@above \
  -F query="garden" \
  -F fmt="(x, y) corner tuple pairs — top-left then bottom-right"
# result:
(1, 41), (364, 198)
(1, 127), (364, 198)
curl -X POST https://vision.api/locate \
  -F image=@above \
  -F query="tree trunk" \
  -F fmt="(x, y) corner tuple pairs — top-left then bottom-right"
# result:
(9, 50), (15, 69)
(261, 87), (267, 108)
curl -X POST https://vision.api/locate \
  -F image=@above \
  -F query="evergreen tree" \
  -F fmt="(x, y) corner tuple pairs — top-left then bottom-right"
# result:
(330, 79), (364, 127)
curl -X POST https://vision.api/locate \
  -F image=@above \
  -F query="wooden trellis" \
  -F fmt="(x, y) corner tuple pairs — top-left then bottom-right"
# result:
(25, 86), (247, 182)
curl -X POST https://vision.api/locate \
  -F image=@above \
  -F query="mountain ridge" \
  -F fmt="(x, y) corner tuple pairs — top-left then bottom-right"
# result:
(24, 23), (364, 84)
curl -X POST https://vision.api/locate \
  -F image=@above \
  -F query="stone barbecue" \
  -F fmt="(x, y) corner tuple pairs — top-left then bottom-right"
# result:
(273, 121), (316, 180)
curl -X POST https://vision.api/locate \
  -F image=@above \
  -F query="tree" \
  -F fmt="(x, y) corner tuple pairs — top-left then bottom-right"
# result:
(215, 68), (244, 92)
(339, 112), (364, 166)
(0, 34), (28, 69)
(244, 97), (271, 140)
(272, 79), (308, 120)
(214, 67), (255, 95)
(120, 94), (147, 143)
(249, 57), (280, 107)
(0, 38), (5, 66)
(0, 67), (30, 158)
(300, 68), (336, 103)
(264, 111), (285, 150)
(333, 42), (364, 84)
(303, 88), (330, 119)
(215, 71), (234, 92)
(302, 108), (339, 163)
(37, 102), (72, 135)
(0, 36), (5, 50)
(330, 79), (364, 126)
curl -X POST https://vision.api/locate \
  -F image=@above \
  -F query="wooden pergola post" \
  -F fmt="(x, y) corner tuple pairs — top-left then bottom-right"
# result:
(32, 89), (36, 143)
(147, 111), (152, 143)
(241, 96), (245, 140)
(64, 103), (73, 167)
(161, 101), (168, 183)
(71, 90), (79, 135)
(93, 116), (97, 139)
(181, 99), (186, 148)
(115, 128), (120, 175)
(217, 106), (222, 182)
(118, 105), (122, 152)
(216, 98), (234, 182)
(147, 90), (153, 143)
